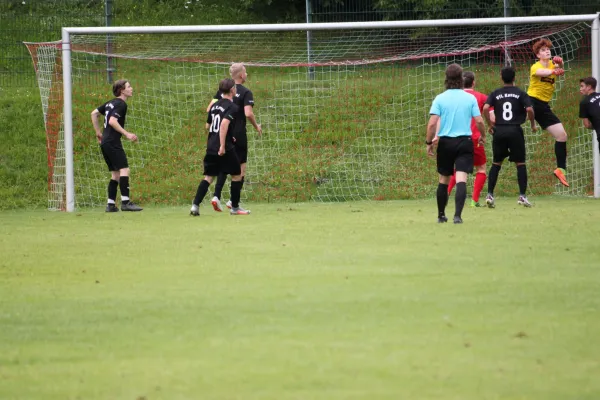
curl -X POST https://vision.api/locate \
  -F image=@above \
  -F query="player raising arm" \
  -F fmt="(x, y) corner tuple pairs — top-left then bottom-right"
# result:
(579, 77), (600, 155)
(190, 78), (250, 216)
(527, 38), (569, 187)
(90, 79), (143, 212)
(426, 63), (486, 224)
(483, 66), (537, 208)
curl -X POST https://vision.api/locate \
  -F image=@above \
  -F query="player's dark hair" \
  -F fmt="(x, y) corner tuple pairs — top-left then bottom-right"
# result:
(219, 78), (236, 94)
(579, 77), (597, 90)
(112, 79), (129, 97)
(532, 38), (552, 55)
(501, 67), (516, 84)
(463, 71), (475, 88)
(445, 63), (463, 89)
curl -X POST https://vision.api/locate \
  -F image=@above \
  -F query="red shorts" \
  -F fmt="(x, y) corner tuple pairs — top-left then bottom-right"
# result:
(473, 142), (487, 166)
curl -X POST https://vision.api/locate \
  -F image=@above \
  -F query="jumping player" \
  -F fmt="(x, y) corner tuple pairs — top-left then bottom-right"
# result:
(527, 38), (569, 187)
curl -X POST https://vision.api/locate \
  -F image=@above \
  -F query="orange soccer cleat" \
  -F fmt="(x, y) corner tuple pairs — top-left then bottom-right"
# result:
(553, 168), (569, 187)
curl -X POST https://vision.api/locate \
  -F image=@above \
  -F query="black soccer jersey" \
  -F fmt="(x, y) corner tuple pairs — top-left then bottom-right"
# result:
(214, 83), (255, 146)
(206, 98), (238, 155)
(96, 98), (127, 146)
(485, 86), (532, 126)
(579, 92), (600, 134)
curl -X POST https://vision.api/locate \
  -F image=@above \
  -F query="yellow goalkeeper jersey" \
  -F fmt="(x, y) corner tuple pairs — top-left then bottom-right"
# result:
(527, 60), (557, 102)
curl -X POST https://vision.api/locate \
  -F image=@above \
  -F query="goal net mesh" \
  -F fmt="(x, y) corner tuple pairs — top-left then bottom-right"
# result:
(26, 22), (593, 209)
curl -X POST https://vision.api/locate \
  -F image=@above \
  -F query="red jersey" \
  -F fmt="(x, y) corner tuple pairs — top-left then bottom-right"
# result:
(464, 88), (487, 141)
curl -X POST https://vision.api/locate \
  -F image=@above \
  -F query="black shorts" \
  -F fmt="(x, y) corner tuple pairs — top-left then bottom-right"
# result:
(235, 144), (248, 164)
(531, 97), (561, 129)
(492, 125), (526, 163)
(436, 136), (474, 176)
(203, 151), (241, 177)
(100, 142), (128, 171)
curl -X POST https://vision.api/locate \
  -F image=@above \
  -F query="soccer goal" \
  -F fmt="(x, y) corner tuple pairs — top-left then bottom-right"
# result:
(26, 14), (600, 211)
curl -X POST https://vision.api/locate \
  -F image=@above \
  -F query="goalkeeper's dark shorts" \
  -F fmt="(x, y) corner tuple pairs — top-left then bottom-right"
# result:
(531, 97), (561, 129)
(436, 136), (474, 176)
(492, 125), (526, 163)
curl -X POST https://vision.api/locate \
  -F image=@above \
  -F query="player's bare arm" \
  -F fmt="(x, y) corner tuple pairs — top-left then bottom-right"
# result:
(582, 118), (593, 129)
(474, 115), (486, 144)
(218, 118), (231, 156)
(526, 107), (537, 132)
(91, 109), (103, 143)
(426, 114), (439, 157)
(488, 109), (496, 124)
(482, 104), (493, 132)
(206, 99), (217, 113)
(108, 116), (137, 142)
(534, 62), (565, 77)
(245, 105), (262, 135)
(534, 68), (555, 77)
(432, 118), (441, 144)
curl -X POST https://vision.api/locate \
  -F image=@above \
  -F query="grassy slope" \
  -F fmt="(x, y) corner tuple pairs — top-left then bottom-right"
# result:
(0, 86), (47, 209)
(1, 199), (599, 399)
(66, 60), (593, 207)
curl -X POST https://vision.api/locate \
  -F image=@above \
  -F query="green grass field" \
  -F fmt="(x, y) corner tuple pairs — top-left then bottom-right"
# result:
(2, 198), (599, 399)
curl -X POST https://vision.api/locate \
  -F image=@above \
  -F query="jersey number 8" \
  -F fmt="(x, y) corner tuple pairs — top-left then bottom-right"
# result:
(502, 102), (513, 121)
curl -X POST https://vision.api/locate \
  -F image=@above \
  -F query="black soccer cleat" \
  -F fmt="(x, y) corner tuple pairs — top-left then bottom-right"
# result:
(190, 210), (200, 217)
(437, 215), (448, 223)
(105, 204), (119, 213)
(121, 202), (143, 212)
(453, 216), (463, 224)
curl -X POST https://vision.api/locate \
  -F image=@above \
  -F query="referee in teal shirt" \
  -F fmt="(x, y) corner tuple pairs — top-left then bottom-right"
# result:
(426, 63), (487, 224)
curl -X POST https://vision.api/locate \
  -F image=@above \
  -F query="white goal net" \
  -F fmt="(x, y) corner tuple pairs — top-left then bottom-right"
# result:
(26, 17), (598, 210)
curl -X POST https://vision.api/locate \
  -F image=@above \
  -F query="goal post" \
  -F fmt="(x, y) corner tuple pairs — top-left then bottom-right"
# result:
(592, 15), (600, 198)
(28, 14), (600, 211)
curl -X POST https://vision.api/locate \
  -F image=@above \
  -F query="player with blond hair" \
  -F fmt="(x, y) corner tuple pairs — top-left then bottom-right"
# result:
(191, 78), (249, 216)
(206, 63), (262, 211)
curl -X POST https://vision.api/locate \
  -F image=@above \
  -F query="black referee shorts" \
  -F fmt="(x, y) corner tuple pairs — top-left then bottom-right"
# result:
(531, 97), (561, 129)
(203, 151), (241, 177)
(492, 125), (526, 163)
(100, 143), (129, 171)
(436, 136), (474, 176)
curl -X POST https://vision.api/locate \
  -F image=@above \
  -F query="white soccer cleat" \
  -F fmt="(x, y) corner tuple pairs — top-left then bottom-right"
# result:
(226, 200), (232, 209)
(230, 206), (250, 215)
(517, 195), (532, 208)
(190, 204), (199, 216)
(485, 194), (495, 209)
(211, 196), (223, 212)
